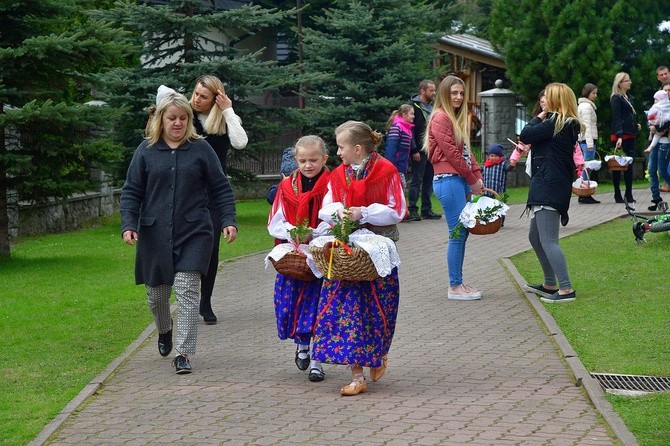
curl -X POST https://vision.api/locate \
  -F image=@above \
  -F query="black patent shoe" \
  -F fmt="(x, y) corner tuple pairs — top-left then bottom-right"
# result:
(158, 328), (173, 357)
(295, 346), (310, 371)
(199, 309), (217, 325)
(172, 355), (192, 374)
(308, 366), (325, 382)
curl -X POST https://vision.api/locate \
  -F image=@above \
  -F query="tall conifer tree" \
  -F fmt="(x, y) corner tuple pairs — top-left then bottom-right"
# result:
(299, 0), (437, 148)
(0, 0), (135, 257)
(93, 0), (305, 179)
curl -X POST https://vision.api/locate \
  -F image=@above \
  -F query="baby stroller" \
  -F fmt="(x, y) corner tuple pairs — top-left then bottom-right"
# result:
(625, 200), (670, 244)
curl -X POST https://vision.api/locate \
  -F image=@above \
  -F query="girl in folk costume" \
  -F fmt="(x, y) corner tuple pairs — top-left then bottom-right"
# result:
(312, 120), (406, 396)
(268, 136), (331, 382)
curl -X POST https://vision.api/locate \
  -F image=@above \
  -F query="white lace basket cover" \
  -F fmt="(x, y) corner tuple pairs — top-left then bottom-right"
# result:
(458, 196), (510, 229)
(604, 154), (633, 166)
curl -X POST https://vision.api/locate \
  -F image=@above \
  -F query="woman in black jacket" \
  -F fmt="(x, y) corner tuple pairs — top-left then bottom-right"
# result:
(121, 92), (238, 373)
(610, 72), (640, 203)
(519, 83), (582, 303)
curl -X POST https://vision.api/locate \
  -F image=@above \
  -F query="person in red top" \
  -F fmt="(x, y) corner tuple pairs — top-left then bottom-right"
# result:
(312, 120), (406, 396)
(426, 75), (484, 301)
(268, 135), (331, 382)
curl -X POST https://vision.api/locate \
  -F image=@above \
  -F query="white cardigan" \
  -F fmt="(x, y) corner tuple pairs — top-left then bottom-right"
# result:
(577, 98), (598, 149)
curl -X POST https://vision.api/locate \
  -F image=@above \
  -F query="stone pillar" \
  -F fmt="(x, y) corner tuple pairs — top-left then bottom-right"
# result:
(91, 168), (114, 217)
(479, 80), (528, 187)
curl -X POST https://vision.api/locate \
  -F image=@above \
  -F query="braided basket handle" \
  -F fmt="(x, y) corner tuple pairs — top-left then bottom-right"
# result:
(481, 187), (501, 199)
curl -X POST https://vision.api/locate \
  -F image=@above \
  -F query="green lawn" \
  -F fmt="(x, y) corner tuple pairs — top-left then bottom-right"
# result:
(510, 204), (670, 446)
(1, 187), (668, 445)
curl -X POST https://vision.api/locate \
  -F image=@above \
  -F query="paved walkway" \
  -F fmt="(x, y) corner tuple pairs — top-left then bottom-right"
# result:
(35, 188), (653, 446)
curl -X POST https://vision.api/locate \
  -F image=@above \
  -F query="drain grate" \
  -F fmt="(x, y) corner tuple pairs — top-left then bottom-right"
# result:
(591, 373), (670, 393)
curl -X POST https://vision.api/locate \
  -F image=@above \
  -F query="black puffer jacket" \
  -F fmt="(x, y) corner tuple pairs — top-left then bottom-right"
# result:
(520, 114), (579, 221)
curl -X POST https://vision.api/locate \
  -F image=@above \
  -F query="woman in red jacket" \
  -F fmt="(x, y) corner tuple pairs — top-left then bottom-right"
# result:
(425, 75), (484, 300)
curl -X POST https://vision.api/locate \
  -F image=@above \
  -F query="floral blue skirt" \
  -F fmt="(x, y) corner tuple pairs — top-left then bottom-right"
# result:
(273, 273), (322, 345)
(312, 268), (399, 367)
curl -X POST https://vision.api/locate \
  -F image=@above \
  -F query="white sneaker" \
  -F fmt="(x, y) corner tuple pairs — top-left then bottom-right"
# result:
(447, 289), (482, 300)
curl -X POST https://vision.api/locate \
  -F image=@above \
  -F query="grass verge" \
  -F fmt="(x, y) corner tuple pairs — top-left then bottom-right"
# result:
(510, 215), (670, 445)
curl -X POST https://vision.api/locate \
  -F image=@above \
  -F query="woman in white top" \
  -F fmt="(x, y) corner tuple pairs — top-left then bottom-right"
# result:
(577, 83), (600, 204)
(189, 75), (248, 324)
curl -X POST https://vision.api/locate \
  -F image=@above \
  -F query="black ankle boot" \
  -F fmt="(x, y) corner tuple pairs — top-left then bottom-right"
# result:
(625, 194), (635, 203)
(648, 197), (662, 211)
(158, 325), (173, 357)
(614, 193), (624, 204)
(199, 296), (217, 325)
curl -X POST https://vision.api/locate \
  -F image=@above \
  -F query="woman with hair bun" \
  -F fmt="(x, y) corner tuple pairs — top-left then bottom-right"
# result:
(312, 120), (406, 396)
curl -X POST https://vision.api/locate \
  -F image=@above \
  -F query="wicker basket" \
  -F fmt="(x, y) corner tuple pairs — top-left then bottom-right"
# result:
(607, 157), (629, 171)
(572, 169), (596, 197)
(467, 187), (504, 235)
(469, 218), (503, 235)
(270, 252), (317, 281)
(310, 242), (379, 281)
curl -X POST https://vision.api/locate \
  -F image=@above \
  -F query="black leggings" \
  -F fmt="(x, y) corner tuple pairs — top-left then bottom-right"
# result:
(200, 224), (221, 313)
(611, 137), (635, 199)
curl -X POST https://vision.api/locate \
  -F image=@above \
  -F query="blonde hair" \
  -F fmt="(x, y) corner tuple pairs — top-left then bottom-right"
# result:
(424, 75), (469, 153)
(146, 92), (201, 146)
(294, 135), (328, 156)
(386, 104), (413, 130)
(544, 82), (584, 136)
(190, 75), (227, 135)
(611, 72), (629, 98)
(334, 121), (383, 154)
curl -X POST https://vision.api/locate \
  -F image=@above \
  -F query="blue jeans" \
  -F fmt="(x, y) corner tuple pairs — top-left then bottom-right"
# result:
(579, 141), (596, 181)
(658, 142), (670, 186)
(433, 175), (470, 287)
(647, 142), (670, 200)
(649, 145), (660, 200)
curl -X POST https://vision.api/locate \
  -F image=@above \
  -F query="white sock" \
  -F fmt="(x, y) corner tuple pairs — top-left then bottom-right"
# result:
(309, 359), (322, 370)
(297, 344), (309, 360)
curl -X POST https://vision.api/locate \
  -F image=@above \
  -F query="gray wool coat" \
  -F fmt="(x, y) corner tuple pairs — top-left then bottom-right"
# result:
(120, 138), (237, 287)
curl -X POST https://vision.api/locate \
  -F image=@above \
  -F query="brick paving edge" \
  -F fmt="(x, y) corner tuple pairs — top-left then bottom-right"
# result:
(28, 314), (163, 446)
(501, 257), (639, 446)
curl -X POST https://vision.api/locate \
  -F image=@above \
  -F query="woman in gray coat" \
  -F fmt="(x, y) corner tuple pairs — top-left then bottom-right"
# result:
(121, 91), (237, 374)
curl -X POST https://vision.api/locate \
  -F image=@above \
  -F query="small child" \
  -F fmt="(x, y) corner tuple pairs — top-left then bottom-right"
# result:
(482, 143), (511, 226)
(266, 147), (300, 204)
(645, 90), (670, 153)
(384, 104), (415, 188)
(482, 143), (510, 198)
(267, 135), (331, 382)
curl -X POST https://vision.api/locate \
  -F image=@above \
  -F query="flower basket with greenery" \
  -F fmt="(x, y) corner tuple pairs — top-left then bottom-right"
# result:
(451, 189), (509, 238)
(309, 210), (379, 281)
(604, 147), (633, 171)
(269, 219), (317, 281)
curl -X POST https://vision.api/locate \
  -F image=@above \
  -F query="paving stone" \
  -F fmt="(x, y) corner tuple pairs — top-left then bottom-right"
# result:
(38, 191), (644, 445)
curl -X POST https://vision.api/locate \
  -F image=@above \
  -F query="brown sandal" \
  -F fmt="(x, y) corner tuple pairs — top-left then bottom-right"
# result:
(370, 355), (387, 382)
(340, 379), (368, 396)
